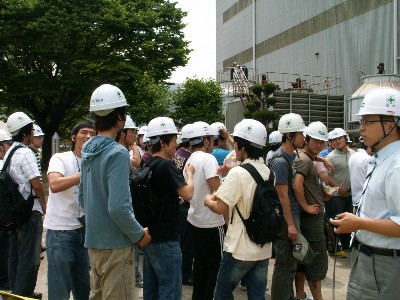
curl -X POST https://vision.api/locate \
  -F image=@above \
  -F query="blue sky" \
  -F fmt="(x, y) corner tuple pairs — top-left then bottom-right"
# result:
(168, 0), (216, 83)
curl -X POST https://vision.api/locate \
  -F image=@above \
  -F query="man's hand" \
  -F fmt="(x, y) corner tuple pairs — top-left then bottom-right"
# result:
(287, 224), (298, 241)
(185, 163), (195, 176)
(138, 227), (151, 247)
(304, 204), (320, 215)
(338, 186), (349, 197)
(330, 212), (359, 234)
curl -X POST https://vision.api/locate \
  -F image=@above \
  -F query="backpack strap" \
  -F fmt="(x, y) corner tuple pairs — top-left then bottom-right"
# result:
(1, 145), (23, 172)
(233, 163), (275, 225)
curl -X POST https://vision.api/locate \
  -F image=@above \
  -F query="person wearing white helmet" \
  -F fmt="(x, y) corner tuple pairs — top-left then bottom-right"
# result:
(183, 121), (224, 299)
(331, 87), (400, 300)
(326, 127), (355, 256)
(142, 116), (195, 299)
(171, 123), (195, 286)
(319, 131), (334, 158)
(292, 121), (330, 300)
(205, 119), (272, 299)
(0, 129), (12, 169)
(118, 115), (141, 169)
(0, 128), (13, 292)
(137, 125), (148, 157)
(29, 125), (45, 183)
(270, 113), (306, 300)
(140, 133), (153, 164)
(79, 84), (151, 300)
(209, 122), (234, 166)
(3, 112), (46, 299)
(44, 121), (95, 300)
(266, 130), (283, 162)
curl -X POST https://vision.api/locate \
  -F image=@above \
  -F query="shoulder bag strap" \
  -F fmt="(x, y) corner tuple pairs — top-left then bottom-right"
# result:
(1, 145), (23, 172)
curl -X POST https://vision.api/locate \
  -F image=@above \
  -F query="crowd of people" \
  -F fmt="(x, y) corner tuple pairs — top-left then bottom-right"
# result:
(0, 84), (399, 300)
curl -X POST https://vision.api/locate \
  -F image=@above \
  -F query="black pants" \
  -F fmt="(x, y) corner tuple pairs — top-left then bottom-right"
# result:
(0, 231), (10, 290)
(190, 224), (225, 300)
(179, 205), (194, 283)
(325, 195), (353, 250)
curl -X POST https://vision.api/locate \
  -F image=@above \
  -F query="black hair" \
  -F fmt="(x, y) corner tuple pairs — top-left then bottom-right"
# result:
(234, 136), (263, 160)
(71, 121), (95, 150)
(191, 136), (211, 150)
(13, 123), (33, 142)
(151, 134), (176, 153)
(270, 143), (281, 151)
(180, 140), (191, 148)
(94, 106), (127, 132)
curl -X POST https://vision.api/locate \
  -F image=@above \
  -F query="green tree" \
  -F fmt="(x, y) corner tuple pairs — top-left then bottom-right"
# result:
(173, 78), (224, 127)
(246, 82), (279, 126)
(0, 0), (190, 168)
(128, 73), (172, 125)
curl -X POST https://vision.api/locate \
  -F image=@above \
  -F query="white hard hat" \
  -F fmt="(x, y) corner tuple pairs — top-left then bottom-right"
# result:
(330, 128), (347, 139)
(7, 112), (34, 136)
(143, 133), (151, 146)
(327, 131), (334, 140)
(138, 126), (148, 135)
(124, 115), (138, 130)
(33, 124), (45, 137)
(304, 121), (328, 142)
(278, 113), (306, 133)
(356, 87), (400, 122)
(268, 130), (283, 144)
(0, 129), (12, 142)
(90, 84), (129, 116)
(180, 124), (193, 141)
(232, 119), (267, 149)
(209, 122), (225, 136)
(187, 121), (215, 145)
(146, 117), (178, 139)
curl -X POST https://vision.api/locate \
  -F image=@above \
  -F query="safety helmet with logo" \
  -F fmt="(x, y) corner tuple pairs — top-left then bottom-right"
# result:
(232, 119), (267, 149)
(304, 122), (328, 141)
(187, 121), (214, 145)
(330, 128), (347, 140)
(356, 87), (400, 126)
(90, 84), (129, 116)
(123, 115), (138, 130)
(138, 126), (148, 136)
(146, 117), (178, 144)
(268, 130), (283, 144)
(180, 124), (193, 142)
(0, 129), (12, 142)
(7, 112), (34, 136)
(278, 113), (306, 134)
(33, 125), (45, 137)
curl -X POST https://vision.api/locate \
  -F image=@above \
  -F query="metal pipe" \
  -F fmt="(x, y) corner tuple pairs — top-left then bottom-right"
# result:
(395, 0), (398, 74)
(253, 0), (256, 81)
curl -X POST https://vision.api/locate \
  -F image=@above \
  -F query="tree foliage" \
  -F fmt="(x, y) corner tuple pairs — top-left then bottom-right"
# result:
(173, 78), (224, 127)
(128, 73), (172, 125)
(0, 0), (190, 168)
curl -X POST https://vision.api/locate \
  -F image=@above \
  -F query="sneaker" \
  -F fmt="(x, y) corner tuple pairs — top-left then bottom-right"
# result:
(239, 281), (246, 291)
(294, 294), (314, 300)
(329, 250), (347, 258)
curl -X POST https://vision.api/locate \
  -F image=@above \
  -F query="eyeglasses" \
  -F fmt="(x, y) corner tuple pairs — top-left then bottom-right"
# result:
(358, 119), (394, 126)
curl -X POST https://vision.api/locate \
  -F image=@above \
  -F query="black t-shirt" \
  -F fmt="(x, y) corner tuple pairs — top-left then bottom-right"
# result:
(148, 156), (187, 242)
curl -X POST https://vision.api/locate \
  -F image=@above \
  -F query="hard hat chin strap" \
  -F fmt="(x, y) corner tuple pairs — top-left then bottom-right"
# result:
(370, 116), (396, 152)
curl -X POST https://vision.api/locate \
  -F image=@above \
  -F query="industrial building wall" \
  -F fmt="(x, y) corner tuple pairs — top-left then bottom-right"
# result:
(217, 0), (398, 98)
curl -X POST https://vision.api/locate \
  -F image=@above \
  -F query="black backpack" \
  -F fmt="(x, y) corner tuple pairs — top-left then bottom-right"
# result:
(235, 163), (284, 247)
(0, 146), (35, 231)
(129, 158), (162, 227)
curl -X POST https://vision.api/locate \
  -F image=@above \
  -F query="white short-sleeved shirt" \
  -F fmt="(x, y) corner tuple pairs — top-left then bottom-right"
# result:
(44, 151), (84, 230)
(348, 149), (370, 206)
(185, 151), (225, 228)
(356, 141), (400, 249)
(3, 143), (42, 213)
(215, 158), (272, 261)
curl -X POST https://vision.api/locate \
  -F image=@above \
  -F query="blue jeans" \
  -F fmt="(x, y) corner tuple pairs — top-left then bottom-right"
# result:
(143, 241), (182, 299)
(8, 211), (42, 296)
(46, 228), (90, 300)
(214, 251), (269, 300)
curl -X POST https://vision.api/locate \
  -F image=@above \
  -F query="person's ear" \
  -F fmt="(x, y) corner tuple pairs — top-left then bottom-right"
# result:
(72, 135), (76, 141)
